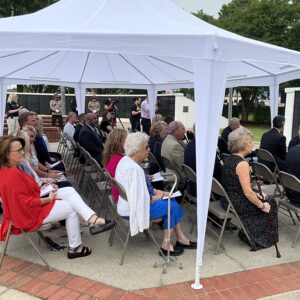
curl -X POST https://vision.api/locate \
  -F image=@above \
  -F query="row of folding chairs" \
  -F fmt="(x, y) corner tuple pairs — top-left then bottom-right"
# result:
(253, 149), (300, 248)
(150, 147), (300, 254)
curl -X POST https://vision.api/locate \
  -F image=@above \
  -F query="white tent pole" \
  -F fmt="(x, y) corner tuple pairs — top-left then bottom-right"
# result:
(147, 86), (156, 119)
(0, 81), (7, 135)
(192, 59), (228, 289)
(75, 85), (86, 115)
(228, 87), (233, 120)
(269, 78), (279, 125)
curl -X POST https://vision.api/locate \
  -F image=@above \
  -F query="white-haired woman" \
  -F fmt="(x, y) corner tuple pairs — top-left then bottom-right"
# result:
(222, 127), (278, 250)
(115, 132), (196, 256)
(6, 93), (22, 134)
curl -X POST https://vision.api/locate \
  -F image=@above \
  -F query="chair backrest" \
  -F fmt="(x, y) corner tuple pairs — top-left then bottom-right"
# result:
(90, 157), (107, 179)
(211, 177), (227, 199)
(278, 171), (300, 193)
(185, 131), (195, 143)
(182, 164), (196, 182)
(251, 161), (277, 183)
(108, 177), (128, 201)
(218, 137), (230, 154)
(148, 152), (162, 171)
(255, 149), (279, 172)
(161, 156), (175, 172)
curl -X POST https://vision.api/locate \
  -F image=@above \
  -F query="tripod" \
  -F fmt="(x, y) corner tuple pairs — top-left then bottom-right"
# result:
(111, 103), (125, 129)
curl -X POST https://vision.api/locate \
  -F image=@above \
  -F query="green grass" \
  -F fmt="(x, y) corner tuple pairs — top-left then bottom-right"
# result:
(243, 124), (269, 142)
(220, 123), (269, 142)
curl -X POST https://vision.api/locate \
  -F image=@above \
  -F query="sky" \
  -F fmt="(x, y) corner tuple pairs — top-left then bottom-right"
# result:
(171, 0), (231, 17)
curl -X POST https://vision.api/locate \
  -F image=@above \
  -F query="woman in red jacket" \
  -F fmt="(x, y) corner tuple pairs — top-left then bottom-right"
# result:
(0, 136), (115, 259)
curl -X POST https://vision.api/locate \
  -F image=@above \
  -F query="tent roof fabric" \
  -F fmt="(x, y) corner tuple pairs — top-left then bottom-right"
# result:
(0, 0), (300, 87)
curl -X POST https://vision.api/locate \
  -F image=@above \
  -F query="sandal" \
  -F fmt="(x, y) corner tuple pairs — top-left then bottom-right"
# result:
(67, 245), (92, 259)
(89, 218), (116, 235)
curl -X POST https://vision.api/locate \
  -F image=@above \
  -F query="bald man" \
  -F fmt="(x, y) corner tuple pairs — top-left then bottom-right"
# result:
(78, 113), (104, 165)
(161, 121), (186, 188)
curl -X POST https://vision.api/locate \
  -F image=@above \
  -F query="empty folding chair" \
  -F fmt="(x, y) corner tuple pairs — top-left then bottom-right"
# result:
(251, 162), (282, 201)
(255, 149), (280, 175)
(182, 164), (197, 233)
(277, 171), (300, 247)
(208, 177), (251, 254)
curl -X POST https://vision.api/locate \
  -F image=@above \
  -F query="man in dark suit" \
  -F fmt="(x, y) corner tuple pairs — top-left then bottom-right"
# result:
(73, 113), (85, 143)
(78, 113), (104, 165)
(221, 117), (240, 144)
(260, 115), (287, 171)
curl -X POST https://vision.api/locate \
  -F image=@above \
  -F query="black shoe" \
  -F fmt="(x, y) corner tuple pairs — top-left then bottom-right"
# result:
(226, 223), (238, 231)
(159, 247), (184, 257)
(89, 219), (116, 235)
(175, 240), (197, 249)
(44, 236), (67, 251)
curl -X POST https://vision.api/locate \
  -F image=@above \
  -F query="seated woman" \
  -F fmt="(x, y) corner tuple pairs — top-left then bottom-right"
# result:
(21, 125), (62, 180)
(102, 128), (128, 203)
(0, 136), (115, 259)
(115, 132), (197, 256)
(222, 127), (278, 250)
(148, 121), (168, 174)
(100, 112), (113, 134)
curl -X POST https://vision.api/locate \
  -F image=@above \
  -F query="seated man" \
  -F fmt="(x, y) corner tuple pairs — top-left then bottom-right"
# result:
(19, 111), (65, 172)
(73, 113), (85, 143)
(221, 117), (240, 144)
(260, 115), (286, 171)
(63, 112), (77, 149)
(78, 113), (104, 165)
(161, 121), (186, 189)
(184, 125), (222, 197)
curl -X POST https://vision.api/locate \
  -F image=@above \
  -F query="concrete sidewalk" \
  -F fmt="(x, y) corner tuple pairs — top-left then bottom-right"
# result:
(0, 142), (299, 298)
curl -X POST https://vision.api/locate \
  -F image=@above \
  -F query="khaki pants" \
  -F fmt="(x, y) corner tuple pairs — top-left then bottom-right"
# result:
(7, 117), (19, 135)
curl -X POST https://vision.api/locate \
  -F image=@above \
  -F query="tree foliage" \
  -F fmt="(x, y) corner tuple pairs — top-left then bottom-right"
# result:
(0, 0), (58, 18)
(194, 0), (300, 121)
(218, 0), (300, 51)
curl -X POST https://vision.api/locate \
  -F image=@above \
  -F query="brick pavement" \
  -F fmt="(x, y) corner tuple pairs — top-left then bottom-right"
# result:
(0, 255), (300, 299)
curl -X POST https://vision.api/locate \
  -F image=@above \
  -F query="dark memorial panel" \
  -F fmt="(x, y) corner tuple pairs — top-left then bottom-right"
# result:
(292, 91), (300, 138)
(10, 93), (176, 118)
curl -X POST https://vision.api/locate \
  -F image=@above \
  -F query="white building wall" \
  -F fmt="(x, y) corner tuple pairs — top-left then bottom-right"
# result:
(284, 87), (300, 144)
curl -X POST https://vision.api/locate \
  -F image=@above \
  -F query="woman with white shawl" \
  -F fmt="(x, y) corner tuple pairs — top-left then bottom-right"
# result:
(116, 132), (197, 257)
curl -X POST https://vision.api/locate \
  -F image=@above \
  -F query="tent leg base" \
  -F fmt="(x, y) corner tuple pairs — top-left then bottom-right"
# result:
(191, 283), (203, 290)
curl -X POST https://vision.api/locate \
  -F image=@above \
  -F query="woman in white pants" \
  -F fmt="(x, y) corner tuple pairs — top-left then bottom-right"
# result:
(0, 135), (115, 260)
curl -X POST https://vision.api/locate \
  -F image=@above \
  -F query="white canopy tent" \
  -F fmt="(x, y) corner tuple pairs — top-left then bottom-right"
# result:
(1, 0), (300, 288)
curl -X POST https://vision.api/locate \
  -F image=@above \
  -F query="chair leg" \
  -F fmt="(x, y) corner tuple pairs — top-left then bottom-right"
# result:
(120, 229), (131, 265)
(214, 220), (227, 255)
(292, 224), (300, 248)
(0, 221), (13, 270)
(21, 231), (52, 271)
(145, 229), (166, 259)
